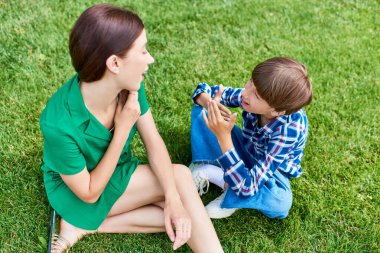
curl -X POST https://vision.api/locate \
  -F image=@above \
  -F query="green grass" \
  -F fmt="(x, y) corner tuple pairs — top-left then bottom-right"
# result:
(1, 0), (379, 252)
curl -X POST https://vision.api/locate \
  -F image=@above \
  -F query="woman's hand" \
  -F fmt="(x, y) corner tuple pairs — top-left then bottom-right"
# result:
(164, 197), (192, 250)
(202, 100), (236, 152)
(114, 90), (141, 139)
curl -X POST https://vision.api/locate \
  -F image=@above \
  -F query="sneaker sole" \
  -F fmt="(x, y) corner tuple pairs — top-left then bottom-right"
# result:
(206, 208), (238, 219)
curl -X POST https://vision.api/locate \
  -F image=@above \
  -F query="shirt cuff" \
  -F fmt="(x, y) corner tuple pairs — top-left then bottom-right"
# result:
(217, 148), (241, 172)
(191, 89), (203, 105)
(191, 83), (211, 105)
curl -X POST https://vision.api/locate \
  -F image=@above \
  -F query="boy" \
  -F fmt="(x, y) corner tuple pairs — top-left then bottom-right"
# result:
(190, 57), (312, 219)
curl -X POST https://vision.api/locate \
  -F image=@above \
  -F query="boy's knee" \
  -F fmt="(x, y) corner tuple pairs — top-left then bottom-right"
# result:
(262, 194), (292, 219)
(264, 210), (290, 219)
(260, 186), (293, 219)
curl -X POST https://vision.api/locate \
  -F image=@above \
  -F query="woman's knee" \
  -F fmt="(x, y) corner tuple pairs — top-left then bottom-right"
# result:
(173, 164), (192, 183)
(108, 165), (165, 216)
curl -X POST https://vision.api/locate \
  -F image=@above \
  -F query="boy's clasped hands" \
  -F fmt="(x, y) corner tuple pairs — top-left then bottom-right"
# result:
(201, 85), (238, 153)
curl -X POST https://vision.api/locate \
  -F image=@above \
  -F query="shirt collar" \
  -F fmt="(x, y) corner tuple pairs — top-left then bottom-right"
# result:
(66, 74), (112, 141)
(262, 114), (288, 134)
(67, 74), (90, 127)
(246, 111), (288, 135)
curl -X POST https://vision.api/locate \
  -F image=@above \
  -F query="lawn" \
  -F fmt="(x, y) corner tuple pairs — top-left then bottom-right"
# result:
(0, 0), (379, 252)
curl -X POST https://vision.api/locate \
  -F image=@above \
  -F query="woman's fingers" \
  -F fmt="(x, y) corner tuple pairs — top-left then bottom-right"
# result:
(173, 220), (191, 250)
(124, 91), (140, 110)
(127, 91), (139, 103)
(186, 222), (192, 244)
(165, 217), (175, 243)
(173, 227), (184, 250)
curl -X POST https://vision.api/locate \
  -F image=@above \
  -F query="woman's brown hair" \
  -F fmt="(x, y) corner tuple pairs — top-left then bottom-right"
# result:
(69, 4), (144, 82)
(252, 57), (313, 114)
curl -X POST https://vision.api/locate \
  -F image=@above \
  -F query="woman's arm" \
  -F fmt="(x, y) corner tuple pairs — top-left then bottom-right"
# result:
(60, 136), (126, 203)
(60, 92), (140, 203)
(136, 109), (191, 248)
(137, 110), (178, 200)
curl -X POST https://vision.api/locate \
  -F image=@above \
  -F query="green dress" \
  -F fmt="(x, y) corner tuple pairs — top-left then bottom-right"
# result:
(40, 74), (150, 230)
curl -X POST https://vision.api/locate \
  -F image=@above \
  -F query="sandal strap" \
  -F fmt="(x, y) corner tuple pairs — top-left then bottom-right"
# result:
(52, 234), (71, 252)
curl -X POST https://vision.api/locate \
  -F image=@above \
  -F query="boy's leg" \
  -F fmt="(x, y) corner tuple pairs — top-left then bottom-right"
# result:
(192, 164), (225, 190)
(191, 106), (222, 163)
(259, 170), (293, 219)
(221, 170), (293, 219)
(190, 106), (226, 195)
(215, 127), (292, 219)
(192, 123), (247, 218)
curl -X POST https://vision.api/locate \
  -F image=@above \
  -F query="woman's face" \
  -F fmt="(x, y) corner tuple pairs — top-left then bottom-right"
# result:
(118, 29), (154, 91)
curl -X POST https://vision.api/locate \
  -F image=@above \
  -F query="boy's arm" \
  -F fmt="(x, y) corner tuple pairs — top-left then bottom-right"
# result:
(218, 123), (303, 197)
(192, 83), (243, 108)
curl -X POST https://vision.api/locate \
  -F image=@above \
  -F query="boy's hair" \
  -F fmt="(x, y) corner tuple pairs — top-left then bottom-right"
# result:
(251, 57), (313, 114)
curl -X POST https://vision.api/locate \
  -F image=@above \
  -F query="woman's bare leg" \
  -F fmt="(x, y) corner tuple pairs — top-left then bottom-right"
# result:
(106, 165), (165, 216)
(55, 165), (164, 251)
(98, 164), (223, 252)
(98, 205), (165, 233)
(57, 164), (223, 252)
(56, 207), (165, 252)
(55, 219), (96, 251)
(172, 164), (223, 253)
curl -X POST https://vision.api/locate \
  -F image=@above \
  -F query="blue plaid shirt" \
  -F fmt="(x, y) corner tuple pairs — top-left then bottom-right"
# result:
(192, 83), (309, 198)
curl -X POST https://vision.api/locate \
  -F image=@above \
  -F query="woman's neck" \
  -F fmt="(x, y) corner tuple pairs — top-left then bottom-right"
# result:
(80, 78), (120, 113)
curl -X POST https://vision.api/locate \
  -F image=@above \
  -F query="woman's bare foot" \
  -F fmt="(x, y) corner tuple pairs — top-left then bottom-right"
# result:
(55, 219), (97, 251)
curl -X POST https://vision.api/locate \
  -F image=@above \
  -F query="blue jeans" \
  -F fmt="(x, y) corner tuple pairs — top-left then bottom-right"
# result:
(191, 106), (292, 219)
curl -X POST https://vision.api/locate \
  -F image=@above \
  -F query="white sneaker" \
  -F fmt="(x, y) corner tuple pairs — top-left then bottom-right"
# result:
(190, 163), (210, 196)
(206, 192), (239, 219)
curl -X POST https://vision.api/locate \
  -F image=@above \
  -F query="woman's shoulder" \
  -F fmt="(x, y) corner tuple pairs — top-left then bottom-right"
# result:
(40, 76), (77, 130)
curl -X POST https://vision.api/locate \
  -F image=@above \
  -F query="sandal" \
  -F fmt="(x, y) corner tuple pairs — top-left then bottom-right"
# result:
(51, 234), (72, 253)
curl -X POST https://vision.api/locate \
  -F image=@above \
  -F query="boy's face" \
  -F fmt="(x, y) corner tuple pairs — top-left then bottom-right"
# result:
(241, 80), (276, 117)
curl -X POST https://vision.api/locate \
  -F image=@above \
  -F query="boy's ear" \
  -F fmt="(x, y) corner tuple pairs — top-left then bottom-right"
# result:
(106, 55), (120, 74)
(271, 110), (285, 117)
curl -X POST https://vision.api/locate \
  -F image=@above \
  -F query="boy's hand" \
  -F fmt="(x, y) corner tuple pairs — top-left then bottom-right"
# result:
(202, 100), (237, 149)
(213, 84), (231, 121)
(195, 84), (231, 121)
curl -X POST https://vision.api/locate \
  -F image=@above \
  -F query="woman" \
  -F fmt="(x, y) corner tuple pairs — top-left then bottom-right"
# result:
(40, 4), (224, 252)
